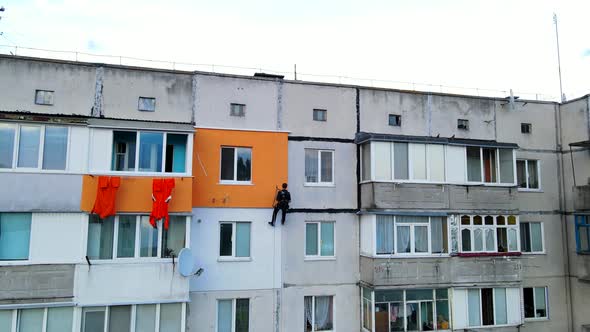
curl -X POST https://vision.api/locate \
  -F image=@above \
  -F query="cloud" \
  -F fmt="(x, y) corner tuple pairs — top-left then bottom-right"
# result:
(87, 39), (98, 51)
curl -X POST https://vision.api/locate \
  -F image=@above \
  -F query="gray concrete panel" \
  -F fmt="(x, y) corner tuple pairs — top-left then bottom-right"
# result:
(0, 173), (82, 212)
(0, 264), (74, 304)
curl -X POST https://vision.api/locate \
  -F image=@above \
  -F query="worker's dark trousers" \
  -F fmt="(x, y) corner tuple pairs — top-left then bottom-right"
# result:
(271, 203), (288, 225)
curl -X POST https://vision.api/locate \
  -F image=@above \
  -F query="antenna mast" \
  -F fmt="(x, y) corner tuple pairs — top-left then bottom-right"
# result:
(553, 13), (565, 102)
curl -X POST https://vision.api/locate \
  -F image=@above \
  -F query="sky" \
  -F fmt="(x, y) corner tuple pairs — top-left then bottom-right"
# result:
(0, 0), (589, 101)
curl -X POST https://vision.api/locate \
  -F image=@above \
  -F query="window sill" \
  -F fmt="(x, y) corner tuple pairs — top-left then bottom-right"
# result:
(525, 317), (549, 322)
(304, 183), (335, 187)
(218, 181), (254, 186)
(373, 254), (451, 259)
(87, 258), (175, 265)
(304, 256), (336, 261)
(0, 168), (75, 174)
(456, 252), (522, 258)
(95, 171), (191, 177)
(217, 257), (252, 262)
(521, 251), (546, 256)
(518, 188), (543, 193)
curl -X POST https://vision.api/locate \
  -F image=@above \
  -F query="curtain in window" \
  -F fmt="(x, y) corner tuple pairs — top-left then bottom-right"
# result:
(139, 132), (163, 172)
(414, 226), (428, 253)
(306, 223), (318, 256)
(17, 126), (40, 168)
(218, 300), (233, 332)
(0, 213), (32, 260)
(108, 305), (131, 332)
(162, 216), (186, 258)
(485, 229), (495, 251)
(135, 304), (156, 332)
(431, 217), (443, 253)
(420, 301), (434, 331)
(474, 229), (483, 251)
(527, 161), (539, 189)
(499, 149), (514, 183)
(305, 150), (318, 183)
(394, 143), (409, 180)
(397, 226), (411, 253)
(314, 296), (333, 331)
(47, 307), (73, 332)
(374, 142), (392, 180)
(117, 216), (136, 258)
(42, 126), (68, 170)
(320, 151), (333, 183)
(320, 222), (334, 256)
(376, 216), (394, 254)
(236, 223), (251, 257)
(159, 303), (182, 332)
(0, 124), (15, 168)
(530, 223), (543, 252)
(508, 228), (518, 251)
(467, 289), (481, 326)
(389, 303), (404, 331)
(304, 296), (313, 331)
(18, 308), (44, 332)
(494, 288), (507, 325)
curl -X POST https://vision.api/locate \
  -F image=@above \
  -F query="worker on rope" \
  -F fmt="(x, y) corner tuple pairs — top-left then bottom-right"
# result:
(269, 183), (291, 226)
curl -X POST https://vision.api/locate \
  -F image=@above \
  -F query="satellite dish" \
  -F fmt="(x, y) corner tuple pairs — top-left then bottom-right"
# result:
(178, 248), (196, 277)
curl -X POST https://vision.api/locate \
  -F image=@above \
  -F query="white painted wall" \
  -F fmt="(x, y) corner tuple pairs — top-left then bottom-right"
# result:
(88, 128), (113, 173)
(29, 213), (86, 264)
(68, 126), (90, 173)
(360, 214), (374, 256)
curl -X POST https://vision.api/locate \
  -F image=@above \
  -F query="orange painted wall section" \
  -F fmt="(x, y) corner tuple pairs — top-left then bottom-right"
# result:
(80, 176), (193, 213)
(192, 128), (288, 208)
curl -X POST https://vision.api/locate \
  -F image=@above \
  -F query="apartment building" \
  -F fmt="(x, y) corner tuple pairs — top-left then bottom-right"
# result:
(0, 54), (589, 332)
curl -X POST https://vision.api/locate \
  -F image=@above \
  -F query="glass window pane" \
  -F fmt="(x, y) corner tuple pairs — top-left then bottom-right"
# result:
(436, 300), (450, 330)
(320, 151), (333, 183)
(112, 131), (136, 171)
(159, 303), (182, 332)
(534, 287), (547, 318)
(508, 228), (518, 251)
(218, 300), (233, 332)
(406, 289), (434, 301)
(436, 289), (448, 299)
(419, 301), (434, 331)
(462, 229), (471, 252)
(139, 132), (163, 172)
(306, 223), (318, 256)
(375, 290), (403, 302)
(82, 308), (105, 332)
(517, 160), (527, 188)
(497, 228), (507, 252)
(42, 126), (68, 170)
(414, 225), (429, 253)
(0, 213), (32, 260)
(47, 307), (73, 332)
(220, 223), (233, 256)
(482, 148), (497, 183)
(531, 223), (543, 252)
(0, 124), (16, 168)
(494, 288), (507, 325)
(17, 126), (41, 168)
(499, 149), (514, 183)
(314, 296), (333, 331)
(467, 147), (482, 182)
(467, 289), (481, 326)
(520, 223), (531, 252)
(18, 308), (44, 332)
(236, 299), (249, 332)
(135, 304), (156, 332)
(236, 222), (251, 257)
(236, 148), (252, 181)
(87, 215), (114, 260)
(523, 288), (534, 318)
(305, 149), (318, 183)
(393, 142), (409, 180)
(528, 160), (539, 189)
(221, 148), (235, 181)
(410, 143), (427, 180)
(117, 216), (136, 258)
(304, 296), (313, 332)
(406, 302), (419, 331)
(165, 134), (187, 173)
(428, 144), (445, 182)
(361, 144), (371, 181)
(139, 216), (158, 257)
(397, 225), (410, 253)
(320, 222), (334, 256)
(485, 229), (495, 252)
(389, 303), (404, 332)
(481, 288), (494, 326)
(376, 215), (394, 255)
(0, 310), (12, 331)
(108, 305), (131, 332)
(474, 229), (483, 251)
(162, 216), (186, 258)
(374, 142), (392, 181)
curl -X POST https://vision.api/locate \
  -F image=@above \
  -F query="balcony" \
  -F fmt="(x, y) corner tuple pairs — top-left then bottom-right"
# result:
(360, 255), (522, 287)
(574, 185), (590, 211)
(0, 264), (74, 305)
(361, 182), (519, 212)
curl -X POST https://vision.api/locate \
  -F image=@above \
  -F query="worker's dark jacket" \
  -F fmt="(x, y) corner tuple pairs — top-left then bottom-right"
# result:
(276, 190), (291, 208)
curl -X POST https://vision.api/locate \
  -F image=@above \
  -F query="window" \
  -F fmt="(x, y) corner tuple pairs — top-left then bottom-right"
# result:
(457, 119), (469, 130)
(304, 296), (333, 332)
(0, 213), (32, 260)
(313, 109), (327, 121)
(467, 147), (514, 184)
(520, 222), (544, 253)
(517, 160), (540, 190)
(219, 222), (251, 258)
(389, 114), (401, 126)
(81, 303), (183, 332)
(111, 131), (188, 173)
(34, 90), (54, 105)
(230, 103), (246, 117)
(0, 123), (69, 170)
(521, 123), (532, 134)
(361, 144), (371, 181)
(0, 307), (74, 332)
(575, 215), (590, 254)
(305, 149), (334, 185)
(467, 288), (508, 326)
(218, 299), (249, 332)
(373, 288), (450, 331)
(362, 287), (373, 331)
(138, 97), (156, 112)
(87, 215), (188, 260)
(460, 215), (519, 253)
(305, 221), (335, 257)
(523, 287), (548, 319)
(220, 147), (252, 183)
(375, 215), (448, 256)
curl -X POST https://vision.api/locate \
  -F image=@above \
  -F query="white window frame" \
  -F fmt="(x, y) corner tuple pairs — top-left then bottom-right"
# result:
(520, 222), (545, 254)
(138, 97), (156, 112)
(304, 221), (336, 260)
(218, 221), (251, 261)
(229, 103), (246, 117)
(464, 147), (517, 186)
(0, 306), (76, 332)
(388, 114), (401, 126)
(374, 216), (450, 257)
(0, 123), (71, 173)
(110, 130), (191, 175)
(0, 212), (33, 263)
(517, 159), (542, 191)
(79, 302), (186, 332)
(304, 149), (335, 186)
(466, 288), (511, 328)
(219, 146), (252, 184)
(313, 109), (327, 122)
(34, 89), (54, 106)
(459, 215), (520, 253)
(523, 287), (549, 321)
(215, 298), (250, 332)
(86, 215), (190, 263)
(304, 295), (335, 332)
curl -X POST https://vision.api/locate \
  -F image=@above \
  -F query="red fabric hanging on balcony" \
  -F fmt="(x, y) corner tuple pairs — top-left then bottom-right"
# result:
(91, 176), (121, 219)
(150, 178), (175, 229)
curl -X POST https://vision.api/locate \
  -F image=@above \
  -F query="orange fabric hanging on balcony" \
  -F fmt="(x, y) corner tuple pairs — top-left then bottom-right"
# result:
(91, 176), (121, 219)
(150, 178), (175, 229)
